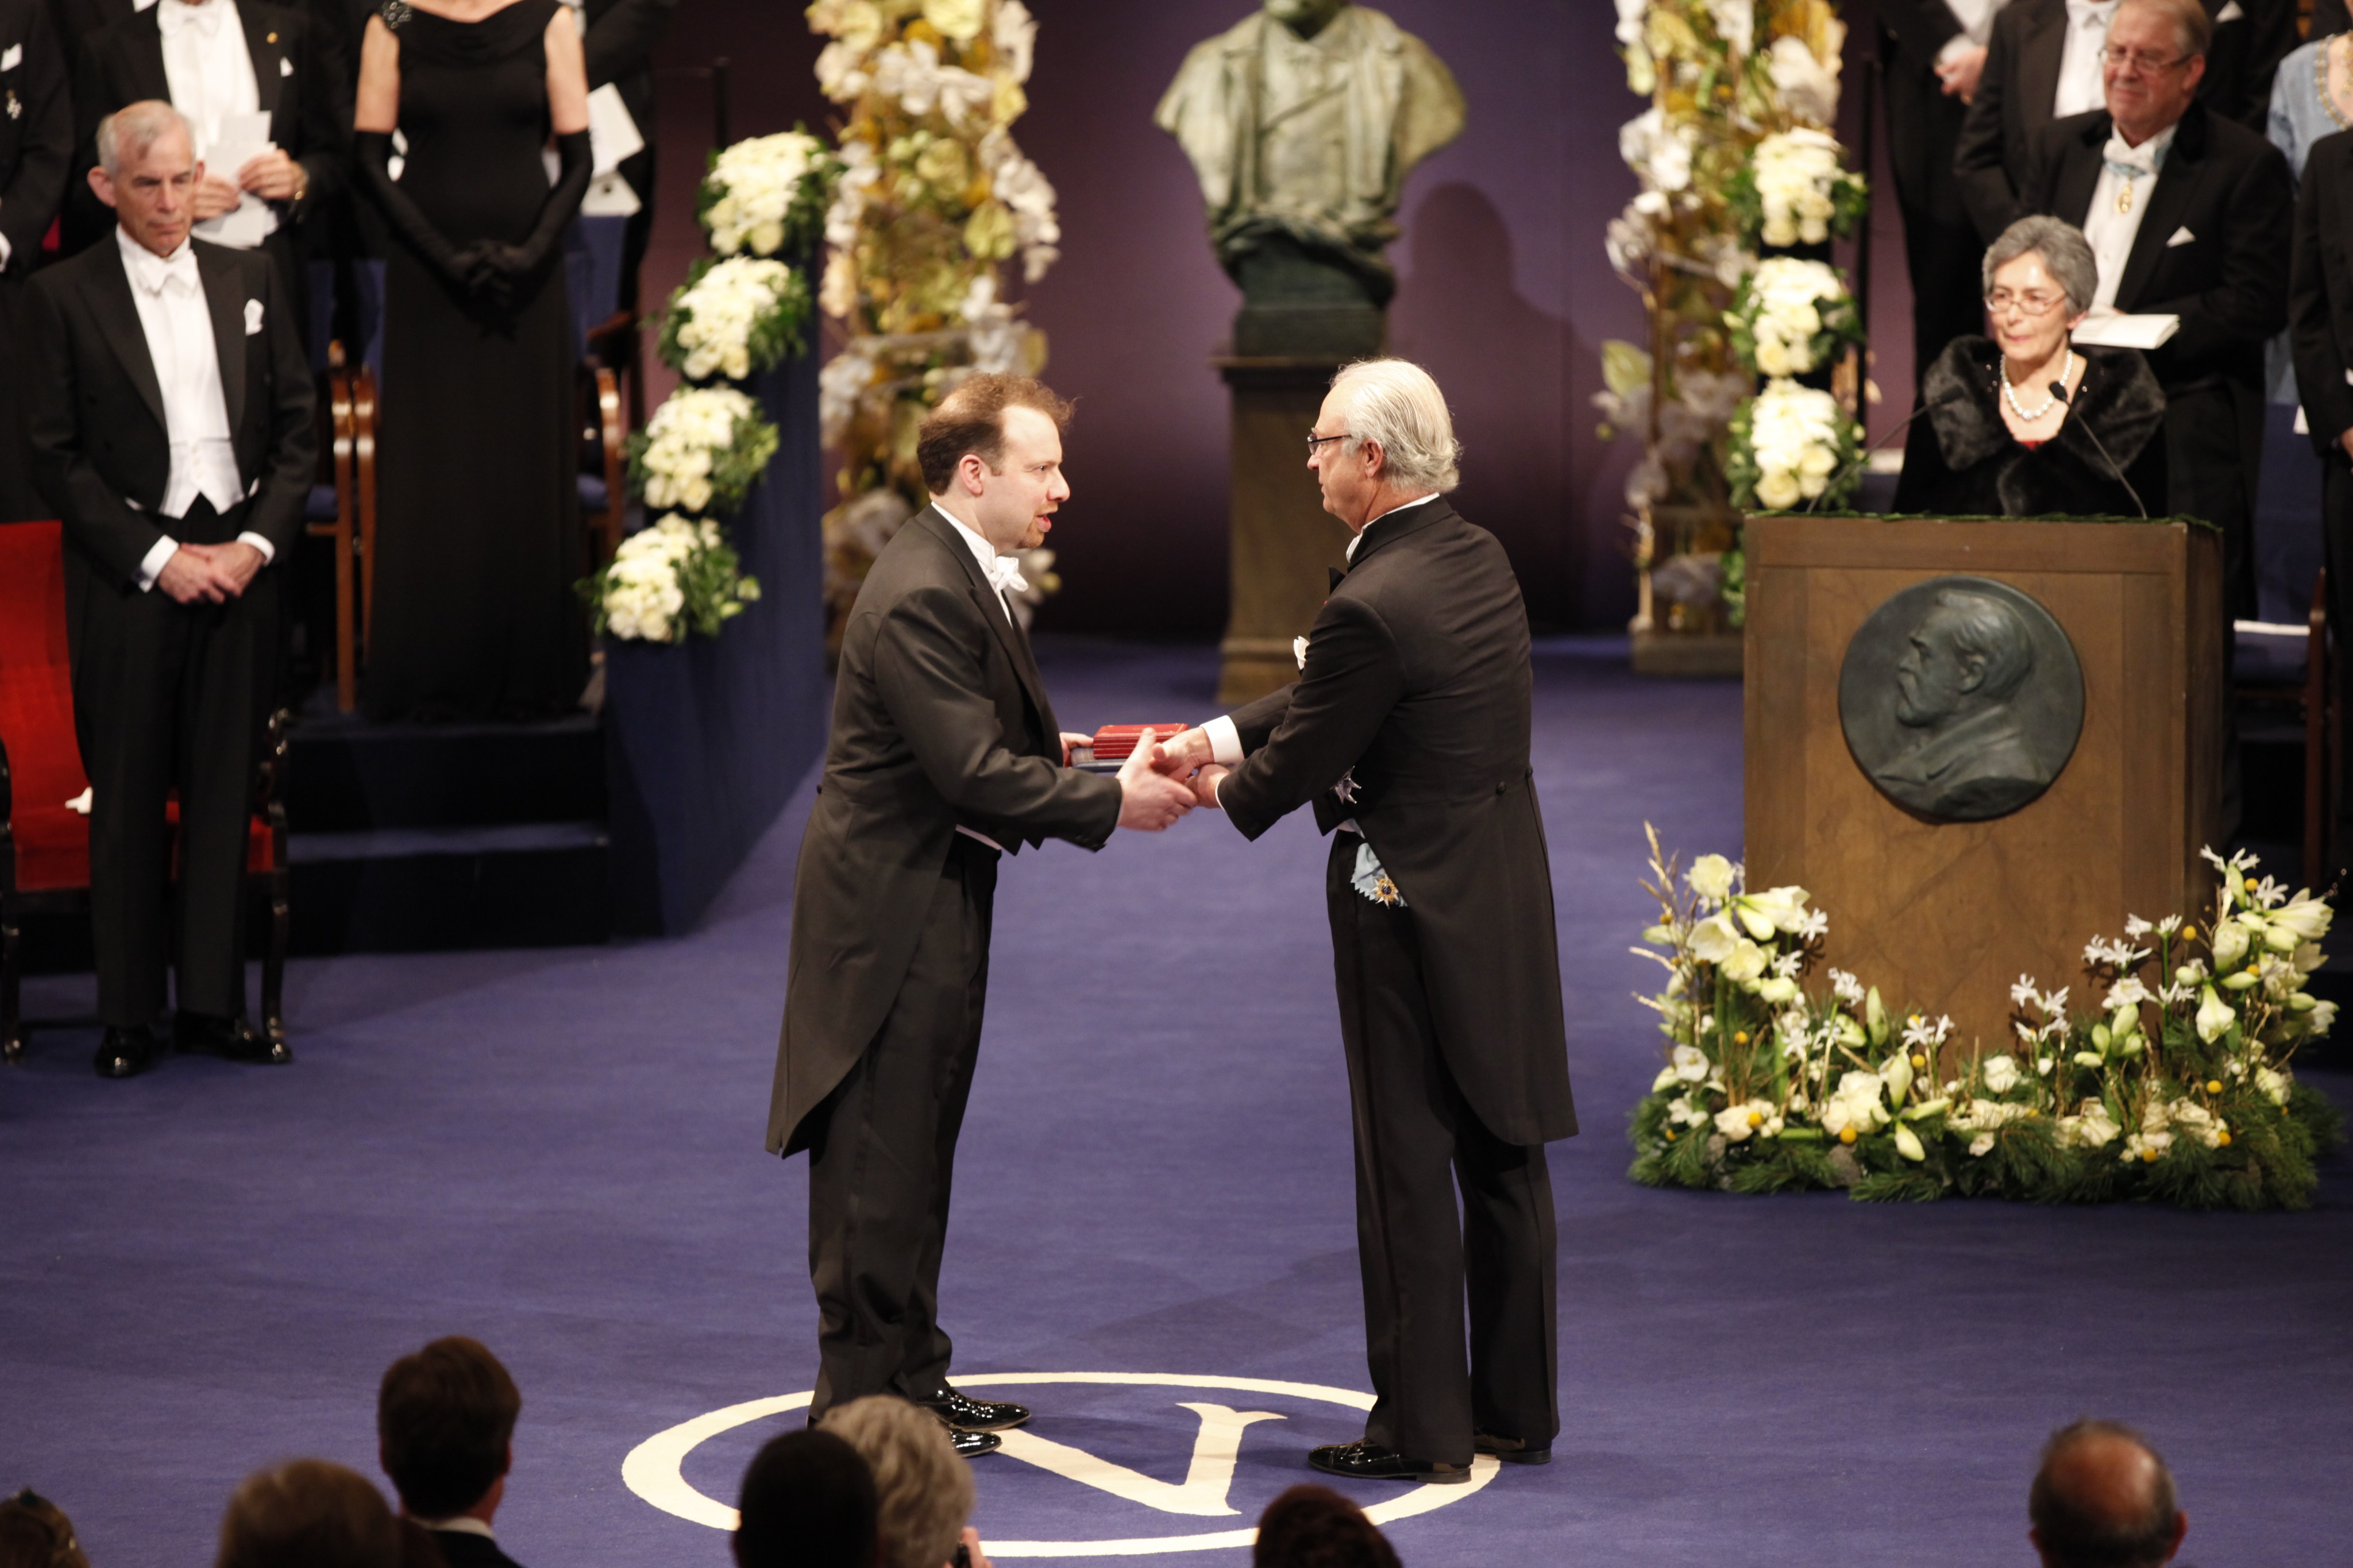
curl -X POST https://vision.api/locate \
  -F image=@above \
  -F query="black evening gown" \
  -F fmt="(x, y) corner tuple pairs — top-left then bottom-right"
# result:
(364, 0), (585, 721)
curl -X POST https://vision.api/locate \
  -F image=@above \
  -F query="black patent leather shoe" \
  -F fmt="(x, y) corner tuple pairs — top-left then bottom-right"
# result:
(176, 1011), (292, 1065)
(1475, 1431), (1552, 1465)
(95, 1025), (160, 1079)
(916, 1388), (1030, 1432)
(1307, 1441), (1470, 1484)
(948, 1428), (1002, 1459)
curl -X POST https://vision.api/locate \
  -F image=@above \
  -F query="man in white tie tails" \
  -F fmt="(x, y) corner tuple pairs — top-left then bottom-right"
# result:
(25, 101), (314, 1077)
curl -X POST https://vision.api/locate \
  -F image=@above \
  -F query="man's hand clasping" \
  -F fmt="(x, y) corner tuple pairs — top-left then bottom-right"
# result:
(1116, 727), (1193, 831)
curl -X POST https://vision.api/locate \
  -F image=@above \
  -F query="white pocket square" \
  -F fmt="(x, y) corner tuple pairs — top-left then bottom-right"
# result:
(2, 44), (22, 70)
(2216, 0), (2243, 19)
(279, 56), (293, 76)
(2166, 226), (2195, 248)
(244, 298), (264, 335)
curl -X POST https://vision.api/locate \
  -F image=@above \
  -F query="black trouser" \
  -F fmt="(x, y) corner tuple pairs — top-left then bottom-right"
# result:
(68, 499), (276, 1026)
(804, 834), (996, 1422)
(2322, 451), (2353, 871)
(2167, 383), (2262, 836)
(1881, 58), (1987, 391)
(1325, 835), (1558, 1466)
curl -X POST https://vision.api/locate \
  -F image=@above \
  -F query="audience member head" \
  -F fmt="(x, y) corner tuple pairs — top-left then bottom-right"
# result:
(215, 1460), (401, 1568)
(817, 1397), (973, 1568)
(915, 373), (1074, 553)
(1981, 218), (2096, 373)
(2028, 1419), (2187, 1568)
(377, 1336), (522, 1523)
(734, 1429), (880, 1568)
(1251, 1485), (1401, 1568)
(0, 1490), (90, 1568)
(90, 101), (200, 258)
(2103, 0), (2208, 145)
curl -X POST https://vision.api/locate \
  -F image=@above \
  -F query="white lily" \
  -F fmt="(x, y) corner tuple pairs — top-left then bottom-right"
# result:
(2194, 985), (2236, 1044)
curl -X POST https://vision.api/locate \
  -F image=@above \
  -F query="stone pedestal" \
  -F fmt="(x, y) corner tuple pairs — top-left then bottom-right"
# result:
(1215, 356), (1356, 705)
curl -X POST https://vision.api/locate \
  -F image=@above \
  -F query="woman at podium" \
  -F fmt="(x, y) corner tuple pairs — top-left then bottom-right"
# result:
(1893, 217), (2167, 519)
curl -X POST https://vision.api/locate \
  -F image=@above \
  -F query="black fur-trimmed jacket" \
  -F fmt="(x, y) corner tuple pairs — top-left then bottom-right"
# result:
(1892, 338), (2169, 518)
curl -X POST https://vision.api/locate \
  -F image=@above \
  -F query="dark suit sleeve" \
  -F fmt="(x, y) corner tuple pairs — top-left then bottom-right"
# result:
(2143, 138), (2293, 370)
(867, 584), (1121, 849)
(245, 252), (315, 555)
(1876, 0), (1965, 61)
(581, 0), (672, 89)
(292, 11), (352, 210)
(61, 34), (112, 253)
(2291, 141), (2353, 450)
(1954, 10), (2024, 242)
(25, 272), (171, 583)
(1227, 683), (1292, 751)
(1218, 594), (1405, 843)
(1, 0), (72, 271)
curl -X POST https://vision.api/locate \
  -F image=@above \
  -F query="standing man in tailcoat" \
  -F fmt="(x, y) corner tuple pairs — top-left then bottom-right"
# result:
(1162, 357), (1576, 1486)
(766, 373), (1197, 1455)
(0, 0), (72, 519)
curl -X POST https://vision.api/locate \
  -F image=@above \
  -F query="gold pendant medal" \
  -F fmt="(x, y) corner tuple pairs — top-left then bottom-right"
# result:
(2117, 180), (2133, 215)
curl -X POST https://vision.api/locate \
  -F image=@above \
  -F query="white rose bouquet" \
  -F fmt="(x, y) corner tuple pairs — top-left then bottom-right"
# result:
(1628, 829), (2344, 1208)
(627, 387), (781, 519)
(1725, 379), (1860, 513)
(1729, 128), (1866, 249)
(1725, 257), (1860, 380)
(659, 256), (815, 384)
(699, 130), (840, 259)
(578, 513), (762, 644)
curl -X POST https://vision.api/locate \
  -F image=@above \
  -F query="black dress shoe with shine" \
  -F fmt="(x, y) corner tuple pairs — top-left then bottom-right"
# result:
(916, 1388), (1030, 1432)
(176, 1011), (292, 1065)
(1307, 1441), (1470, 1484)
(95, 1025), (160, 1078)
(1475, 1431), (1552, 1465)
(948, 1428), (1002, 1459)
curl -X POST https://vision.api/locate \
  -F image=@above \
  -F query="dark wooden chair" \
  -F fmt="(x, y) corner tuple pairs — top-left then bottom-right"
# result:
(0, 522), (291, 1062)
(2236, 570), (2334, 889)
(580, 315), (631, 566)
(302, 341), (376, 711)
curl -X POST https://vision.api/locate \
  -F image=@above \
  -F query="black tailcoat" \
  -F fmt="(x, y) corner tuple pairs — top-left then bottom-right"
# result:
(1876, 0), (1998, 385)
(0, 0), (73, 518)
(1953, 0), (2066, 245)
(2286, 125), (2353, 870)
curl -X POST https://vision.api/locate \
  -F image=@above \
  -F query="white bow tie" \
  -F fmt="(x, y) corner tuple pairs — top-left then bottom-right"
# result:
(2103, 130), (2165, 177)
(157, 0), (227, 36)
(2065, 0), (2116, 28)
(984, 555), (1029, 597)
(129, 242), (200, 295)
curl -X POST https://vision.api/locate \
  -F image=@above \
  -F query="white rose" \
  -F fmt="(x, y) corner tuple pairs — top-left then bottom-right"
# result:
(1686, 853), (1737, 903)
(1982, 1054), (2021, 1094)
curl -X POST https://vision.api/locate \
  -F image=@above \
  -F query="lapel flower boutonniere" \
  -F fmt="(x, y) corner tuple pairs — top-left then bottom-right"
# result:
(1294, 635), (1308, 671)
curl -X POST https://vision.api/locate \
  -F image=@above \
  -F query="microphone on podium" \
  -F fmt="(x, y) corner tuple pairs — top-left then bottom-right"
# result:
(1803, 401), (1927, 514)
(2047, 379), (2148, 518)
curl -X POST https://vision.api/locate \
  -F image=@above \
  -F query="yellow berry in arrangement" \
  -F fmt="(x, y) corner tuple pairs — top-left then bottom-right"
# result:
(1748, 1110), (1764, 1127)
(2216, 1130), (2232, 1147)
(1910, 1053), (1927, 1069)
(2181, 925), (2197, 943)
(1733, 1030), (1749, 1046)
(2246, 962), (2260, 975)
(1663, 1129), (1677, 1142)
(2245, 876), (2259, 893)
(1839, 1127), (1858, 1145)
(2205, 1079), (2223, 1095)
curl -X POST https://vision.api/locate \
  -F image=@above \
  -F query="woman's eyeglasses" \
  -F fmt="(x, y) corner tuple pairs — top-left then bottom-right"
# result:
(1985, 289), (2067, 317)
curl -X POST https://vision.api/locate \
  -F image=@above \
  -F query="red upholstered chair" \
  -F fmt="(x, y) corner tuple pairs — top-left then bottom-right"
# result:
(0, 522), (291, 1061)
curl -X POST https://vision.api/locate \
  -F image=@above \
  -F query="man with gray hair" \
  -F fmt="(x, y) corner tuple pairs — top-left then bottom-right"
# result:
(2028, 1419), (2190, 1567)
(26, 99), (313, 1076)
(1160, 358), (1575, 1484)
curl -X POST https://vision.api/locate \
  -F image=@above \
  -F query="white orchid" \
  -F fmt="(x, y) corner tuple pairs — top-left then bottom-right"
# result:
(1671, 1043), (1710, 1083)
(1621, 108), (1695, 195)
(1765, 34), (1841, 125)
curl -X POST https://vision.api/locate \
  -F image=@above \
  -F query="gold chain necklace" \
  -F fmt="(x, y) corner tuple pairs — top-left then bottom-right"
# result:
(2320, 36), (2352, 132)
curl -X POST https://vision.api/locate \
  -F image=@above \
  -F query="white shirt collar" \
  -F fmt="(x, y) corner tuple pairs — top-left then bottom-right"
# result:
(115, 225), (199, 295)
(2103, 118), (2178, 175)
(414, 1517), (496, 1540)
(157, 0), (232, 34)
(2065, 0), (2117, 26)
(930, 502), (1028, 600)
(1344, 491), (1439, 561)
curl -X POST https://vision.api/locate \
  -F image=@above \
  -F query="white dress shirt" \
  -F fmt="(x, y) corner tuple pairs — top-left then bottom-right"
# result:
(931, 503), (1026, 852)
(2081, 120), (2175, 312)
(115, 226), (274, 589)
(2053, 0), (2118, 119)
(157, 0), (275, 245)
(1201, 491), (1441, 769)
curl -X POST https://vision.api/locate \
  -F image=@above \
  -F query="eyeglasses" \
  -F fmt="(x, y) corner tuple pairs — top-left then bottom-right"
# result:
(1985, 288), (2067, 317)
(1306, 432), (1352, 455)
(2099, 44), (2190, 72)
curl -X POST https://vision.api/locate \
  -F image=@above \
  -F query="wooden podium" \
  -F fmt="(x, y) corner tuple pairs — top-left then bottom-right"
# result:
(1743, 517), (2223, 1051)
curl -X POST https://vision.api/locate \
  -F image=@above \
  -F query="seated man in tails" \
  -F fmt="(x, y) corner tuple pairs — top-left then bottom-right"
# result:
(1160, 358), (1577, 1484)
(766, 373), (1196, 1455)
(25, 100), (312, 1078)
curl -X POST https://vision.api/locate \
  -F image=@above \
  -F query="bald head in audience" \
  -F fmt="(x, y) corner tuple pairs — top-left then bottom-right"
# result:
(2029, 1420), (2188, 1568)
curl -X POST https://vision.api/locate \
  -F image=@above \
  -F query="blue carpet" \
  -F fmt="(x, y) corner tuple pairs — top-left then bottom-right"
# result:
(4, 636), (2347, 1566)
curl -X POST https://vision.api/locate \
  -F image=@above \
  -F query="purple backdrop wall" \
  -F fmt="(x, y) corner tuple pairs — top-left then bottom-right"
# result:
(645, 3), (1658, 635)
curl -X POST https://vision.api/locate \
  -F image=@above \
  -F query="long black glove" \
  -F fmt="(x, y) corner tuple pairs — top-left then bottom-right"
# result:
(355, 129), (470, 288)
(469, 130), (592, 313)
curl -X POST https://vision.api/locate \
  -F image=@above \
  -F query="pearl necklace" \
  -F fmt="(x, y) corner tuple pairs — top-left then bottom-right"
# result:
(2000, 352), (2074, 422)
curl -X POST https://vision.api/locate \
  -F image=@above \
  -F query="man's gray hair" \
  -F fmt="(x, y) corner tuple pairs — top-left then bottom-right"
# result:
(97, 100), (194, 177)
(1329, 357), (1462, 494)
(2120, 0), (2211, 59)
(819, 1397), (973, 1568)
(1982, 216), (2100, 316)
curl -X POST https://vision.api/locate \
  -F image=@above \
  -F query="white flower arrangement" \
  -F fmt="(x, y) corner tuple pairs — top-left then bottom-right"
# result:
(1629, 829), (2344, 1208)
(660, 256), (813, 384)
(700, 130), (838, 260)
(1725, 256), (1861, 380)
(1727, 379), (1860, 513)
(628, 386), (781, 519)
(1739, 128), (1865, 248)
(580, 515), (761, 644)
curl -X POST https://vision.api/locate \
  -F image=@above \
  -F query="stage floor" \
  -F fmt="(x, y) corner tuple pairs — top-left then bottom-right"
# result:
(4, 637), (2347, 1565)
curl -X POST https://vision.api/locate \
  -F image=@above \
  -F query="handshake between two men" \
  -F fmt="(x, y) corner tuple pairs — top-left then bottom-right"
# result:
(1083, 725), (1230, 833)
